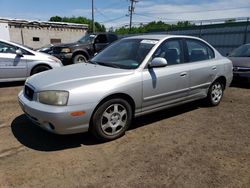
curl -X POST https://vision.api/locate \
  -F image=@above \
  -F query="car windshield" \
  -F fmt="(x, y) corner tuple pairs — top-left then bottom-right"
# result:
(78, 34), (96, 43)
(229, 44), (250, 57)
(91, 38), (158, 69)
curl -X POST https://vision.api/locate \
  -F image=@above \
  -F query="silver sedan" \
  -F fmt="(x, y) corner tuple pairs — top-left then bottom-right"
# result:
(18, 35), (233, 141)
(0, 39), (62, 82)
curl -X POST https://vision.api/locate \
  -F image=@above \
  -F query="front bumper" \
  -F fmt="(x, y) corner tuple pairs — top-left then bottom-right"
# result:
(18, 90), (97, 135)
(233, 67), (250, 78)
(233, 72), (250, 78)
(51, 53), (73, 65)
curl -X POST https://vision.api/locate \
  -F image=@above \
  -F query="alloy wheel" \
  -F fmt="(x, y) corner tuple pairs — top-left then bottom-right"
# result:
(101, 104), (128, 136)
(211, 82), (223, 104)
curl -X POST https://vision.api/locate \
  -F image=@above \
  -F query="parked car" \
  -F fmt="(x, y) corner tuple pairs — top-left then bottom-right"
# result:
(228, 44), (250, 81)
(37, 44), (54, 54)
(50, 33), (118, 65)
(18, 35), (233, 141)
(0, 39), (62, 82)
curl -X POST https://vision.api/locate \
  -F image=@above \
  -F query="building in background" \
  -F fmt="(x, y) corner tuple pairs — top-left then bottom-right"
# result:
(0, 18), (88, 49)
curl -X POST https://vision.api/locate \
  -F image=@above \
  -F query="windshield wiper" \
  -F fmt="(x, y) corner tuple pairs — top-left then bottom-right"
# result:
(89, 61), (121, 68)
(88, 60), (97, 65)
(97, 62), (121, 68)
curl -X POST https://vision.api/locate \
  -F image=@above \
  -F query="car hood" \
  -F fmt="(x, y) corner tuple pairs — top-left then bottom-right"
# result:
(228, 57), (250, 68)
(32, 50), (61, 61)
(53, 41), (89, 48)
(26, 63), (134, 91)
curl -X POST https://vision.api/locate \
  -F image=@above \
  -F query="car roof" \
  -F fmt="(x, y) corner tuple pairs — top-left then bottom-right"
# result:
(124, 34), (198, 40)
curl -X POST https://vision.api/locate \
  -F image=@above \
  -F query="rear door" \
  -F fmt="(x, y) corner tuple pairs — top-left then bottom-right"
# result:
(0, 41), (27, 80)
(184, 39), (217, 97)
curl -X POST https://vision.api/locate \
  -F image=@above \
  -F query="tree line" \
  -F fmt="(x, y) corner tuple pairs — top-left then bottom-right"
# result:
(49, 16), (106, 32)
(113, 21), (194, 34)
(49, 16), (194, 34)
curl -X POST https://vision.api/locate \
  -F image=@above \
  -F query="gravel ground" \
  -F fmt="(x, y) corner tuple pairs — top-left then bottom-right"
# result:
(0, 81), (250, 188)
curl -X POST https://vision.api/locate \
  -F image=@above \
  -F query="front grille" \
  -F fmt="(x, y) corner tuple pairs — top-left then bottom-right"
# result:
(52, 47), (62, 54)
(24, 85), (34, 100)
(233, 67), (250, 72)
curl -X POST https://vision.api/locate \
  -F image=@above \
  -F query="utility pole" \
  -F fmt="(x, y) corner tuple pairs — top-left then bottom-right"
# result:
(92, 0), (95, 33)
(128, 0), (138, 31)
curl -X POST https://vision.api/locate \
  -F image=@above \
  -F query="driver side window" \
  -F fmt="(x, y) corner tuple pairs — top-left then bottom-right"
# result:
(95, 35), (108, 44)
(0, 42), (17, 54)
(153, 39), (183, 65)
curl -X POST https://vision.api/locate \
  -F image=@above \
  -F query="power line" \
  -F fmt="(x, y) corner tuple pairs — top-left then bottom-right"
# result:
(131, 6), (250, 25)
(100, 15), (127, 23)
(110, 16), (250, 29)
(95, 8), (110, 20)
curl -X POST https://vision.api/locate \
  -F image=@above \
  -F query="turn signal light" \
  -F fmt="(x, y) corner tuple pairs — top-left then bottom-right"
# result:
(71, 111), (86, 116)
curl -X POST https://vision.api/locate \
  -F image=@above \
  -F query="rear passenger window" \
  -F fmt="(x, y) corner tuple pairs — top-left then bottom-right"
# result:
(153, 39), (183, 65)
(186, 39), (215, 62)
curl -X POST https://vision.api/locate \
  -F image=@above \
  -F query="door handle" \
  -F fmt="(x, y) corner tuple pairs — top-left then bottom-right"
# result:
(180, 72), (187, 77)
(212, 66), (217, 70)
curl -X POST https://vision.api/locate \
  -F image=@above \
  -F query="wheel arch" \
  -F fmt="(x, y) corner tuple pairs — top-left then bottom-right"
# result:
(213, 76), (227, 89)
(89, 93), (136, 129)
(30, 63), (52, 76)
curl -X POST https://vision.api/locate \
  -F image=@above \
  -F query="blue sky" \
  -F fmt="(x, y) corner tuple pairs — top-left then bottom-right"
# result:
(0, 0), (249, 29)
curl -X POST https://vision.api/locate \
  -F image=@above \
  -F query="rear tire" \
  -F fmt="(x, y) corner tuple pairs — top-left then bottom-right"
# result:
(31, 65), (50, 75)
(73, 54), (87, 64)
(90, 98), (132, 142)
(206, 81), (224, 106)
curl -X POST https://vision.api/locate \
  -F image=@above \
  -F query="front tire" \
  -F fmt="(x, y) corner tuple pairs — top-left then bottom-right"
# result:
(73, 54), (87, 64)
(31, 65), (50, 75)
(206, 81), (224, 106)
(90, 98), (132, 141)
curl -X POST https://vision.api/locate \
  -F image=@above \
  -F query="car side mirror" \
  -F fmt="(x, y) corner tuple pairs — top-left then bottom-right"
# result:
(148, 57), (168, 68)
(16, 49), (23, 56)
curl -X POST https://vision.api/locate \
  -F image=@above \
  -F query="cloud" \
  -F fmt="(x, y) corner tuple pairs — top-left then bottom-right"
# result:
(135, 0), (250, 19)
(72, 8), (127, 17)
(50, 0), (250, 29)
(105, 0), (250, 28)
(3, 0), (248, 29)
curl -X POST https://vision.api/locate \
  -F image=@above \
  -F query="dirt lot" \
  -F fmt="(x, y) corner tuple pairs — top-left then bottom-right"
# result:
(0, 81), (250, 188)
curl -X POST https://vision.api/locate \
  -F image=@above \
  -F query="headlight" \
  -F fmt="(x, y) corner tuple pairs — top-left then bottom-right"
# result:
(38, 91), (69, 106)
(61, 48), (71, 53)
(48, 56), (61, 63)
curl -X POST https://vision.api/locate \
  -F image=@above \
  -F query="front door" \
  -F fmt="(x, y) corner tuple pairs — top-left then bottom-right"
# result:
(142, 39), (189, 112)
(0, 41), (27, 80)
